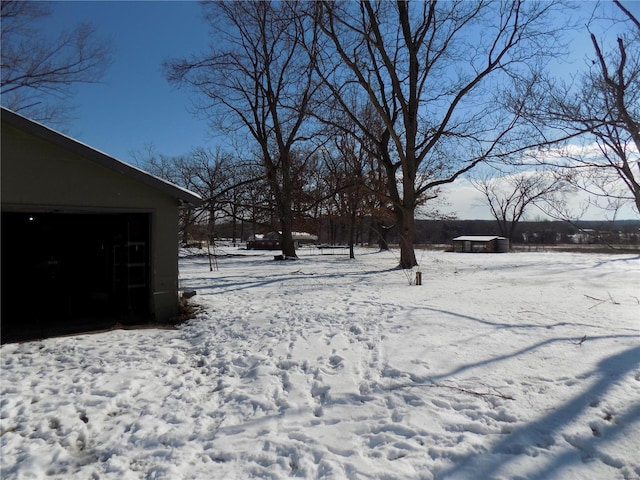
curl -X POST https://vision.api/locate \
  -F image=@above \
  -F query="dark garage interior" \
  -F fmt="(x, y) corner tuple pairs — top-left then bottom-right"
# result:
(1, 211), (151, 343)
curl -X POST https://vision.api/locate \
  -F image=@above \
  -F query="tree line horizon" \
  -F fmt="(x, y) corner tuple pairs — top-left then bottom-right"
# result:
(189, 217), (640, 250)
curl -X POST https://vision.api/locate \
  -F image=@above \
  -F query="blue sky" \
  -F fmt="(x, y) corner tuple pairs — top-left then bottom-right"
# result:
(29, 1), (640, 220)
(41, 1), (215, 161)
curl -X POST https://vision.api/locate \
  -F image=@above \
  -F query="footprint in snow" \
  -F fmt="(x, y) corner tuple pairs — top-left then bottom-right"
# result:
(329, 355), (344, 369)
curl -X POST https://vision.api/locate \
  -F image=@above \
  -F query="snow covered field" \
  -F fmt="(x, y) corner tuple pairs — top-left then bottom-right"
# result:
(1, 247), (639, 479)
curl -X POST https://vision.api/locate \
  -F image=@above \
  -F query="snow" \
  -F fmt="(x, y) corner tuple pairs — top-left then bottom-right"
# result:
(1, 247), (639, 480)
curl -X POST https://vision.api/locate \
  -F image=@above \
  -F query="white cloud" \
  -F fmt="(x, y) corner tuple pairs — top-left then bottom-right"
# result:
(434, 175), (639, 221)
(435, 179), (494, 220)
(415, 140), (639, 220)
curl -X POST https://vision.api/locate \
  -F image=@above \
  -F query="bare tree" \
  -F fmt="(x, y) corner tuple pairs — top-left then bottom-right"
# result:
(218, 162), (266, 245)
(356, 104), (396, 250)
(314, 1), (569, 268)
(319, 100), (396, 250)
(322, 135), (369, 258)
(186, 148), (253, 241)
(528, 2), (639, 216)
(0, 0), (111, 124)
(472, 171), (571, 244)
(164, 1), (320, 259)
(134, 146), (260, 245)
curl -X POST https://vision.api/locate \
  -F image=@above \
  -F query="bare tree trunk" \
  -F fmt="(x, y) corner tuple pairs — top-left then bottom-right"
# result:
(348, 210), (356, 259)
(397, 204), (417, 269)
(231, 215), (237, 246)
(370, 219), (391, 250)
(279, 181), (297, 258)
(377, 223), (390, 251)
(265, 152), (298, 259)
(280, 213), (297, 258)
(280, 154), (297, 258)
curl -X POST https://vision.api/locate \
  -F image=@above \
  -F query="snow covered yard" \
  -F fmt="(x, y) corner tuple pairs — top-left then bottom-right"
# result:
(1, 247), (639, 480)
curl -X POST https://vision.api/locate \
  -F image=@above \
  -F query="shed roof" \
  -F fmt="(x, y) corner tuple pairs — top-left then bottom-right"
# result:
(453, 236), (507, 242)
(1, 107), (202, 207)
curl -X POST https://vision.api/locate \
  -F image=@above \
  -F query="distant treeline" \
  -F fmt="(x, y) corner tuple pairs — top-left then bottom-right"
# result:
(413, 219), (640, 245)
(206, 218), (640, 246)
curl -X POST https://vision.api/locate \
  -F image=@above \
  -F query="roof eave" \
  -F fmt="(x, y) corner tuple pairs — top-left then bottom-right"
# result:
(1, 107), (203, 207)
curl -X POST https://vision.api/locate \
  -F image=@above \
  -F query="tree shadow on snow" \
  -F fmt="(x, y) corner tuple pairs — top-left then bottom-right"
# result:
(420, 305), (639, 333)
(593, 254), (640, 269)
(185, 266), (398, 295)
(435, 345), (640, 479)
(420, 334), (640, 385)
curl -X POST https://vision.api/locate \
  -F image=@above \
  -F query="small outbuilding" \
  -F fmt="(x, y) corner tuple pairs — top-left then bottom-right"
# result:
(292, 231), (319, 247)
(246, 231), (318, 250)
(1, 108), (202, 343)
(452, 235), (509, 253)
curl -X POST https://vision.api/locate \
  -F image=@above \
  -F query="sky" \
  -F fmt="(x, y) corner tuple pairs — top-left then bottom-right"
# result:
(40, 1), (215, 160)
(19, 1), (640, 220)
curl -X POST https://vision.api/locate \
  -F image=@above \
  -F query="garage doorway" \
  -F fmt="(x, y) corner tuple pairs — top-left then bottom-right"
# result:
(1, 212), (151, 343)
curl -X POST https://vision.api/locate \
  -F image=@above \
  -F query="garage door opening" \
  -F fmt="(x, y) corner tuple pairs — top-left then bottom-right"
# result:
(1, 212), (151, 343)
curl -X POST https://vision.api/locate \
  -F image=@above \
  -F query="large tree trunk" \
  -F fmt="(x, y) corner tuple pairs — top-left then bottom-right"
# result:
(395, 158), (418, 269)
(348, 211), (356, 259)
(371, 219), (390, 251)
(280, 214), (297, 258)
(396, 204), (417, 269)
(208, 214), (216, 244)
(231, 210), (237, 246)
(496, 218), (508, 241)
(180, 209), (194, 246)
(277, 153), (298, 259)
